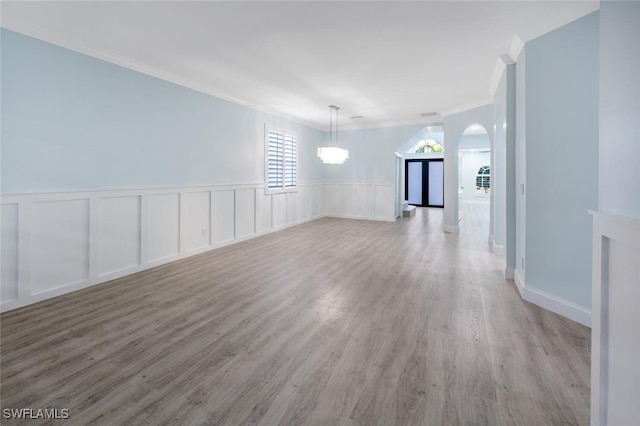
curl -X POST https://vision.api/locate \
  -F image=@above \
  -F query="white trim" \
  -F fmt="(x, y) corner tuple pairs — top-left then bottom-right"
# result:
(488, 234), (494, 244)
(264, 124), (299, 195)
(523, 285), (592, 328)
(0, 182), (325, 312)
(0, 180), (402, 312)
(325, 214), (395, 223)
(514, 269), (525, 298)
(488, 57), (507, 97)
(488, 37), (522, 97)
(589, 210), (640, 426)
(440, 97), (494, 118)
(444, 225), (459, 233)
(323, 181), (393, 186)
(338, 116), (443, 131)
(0, 21), (503, 134)
(504, 266), (514, 280)
(492, 241), (505, 255)
(0, 182), (274, 200)
(1, 17), (325, 132)
(509, 34), (525, 63)
(513, 267), (591, 327)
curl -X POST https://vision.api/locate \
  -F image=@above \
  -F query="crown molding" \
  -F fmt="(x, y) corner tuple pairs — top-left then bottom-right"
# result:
(1, 18), (326, 132)
(488, 56), (507, 97)
(487, 34), (524, 96)
(440, 97), (494, 118)
(339, 116), (443, 131)
(509, 34), (525, 63)
(0, 18), (509, 134)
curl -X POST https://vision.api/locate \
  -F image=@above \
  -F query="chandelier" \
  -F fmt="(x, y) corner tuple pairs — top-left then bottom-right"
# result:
(317, 105), (349, 164)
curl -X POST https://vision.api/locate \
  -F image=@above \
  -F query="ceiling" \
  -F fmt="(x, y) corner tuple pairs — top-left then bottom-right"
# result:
(1, 1), (599, 131)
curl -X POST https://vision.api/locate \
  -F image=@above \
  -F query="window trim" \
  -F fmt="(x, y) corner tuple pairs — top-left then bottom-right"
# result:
(264, 125), (298, 194)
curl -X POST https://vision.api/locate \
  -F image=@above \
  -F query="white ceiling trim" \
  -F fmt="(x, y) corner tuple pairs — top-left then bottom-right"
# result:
(488, 57), (508, 98)
(509, 35), (525, 64)
(339, 116), (443, 132)
(440, 97), (494, 118)
(1, 17), (327, 131)
(1, 15), (498, 133)
(1, 0), (597, 131)
(487, 34), (524, 96)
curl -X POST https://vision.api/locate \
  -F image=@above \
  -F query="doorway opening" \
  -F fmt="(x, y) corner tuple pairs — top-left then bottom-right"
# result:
(394, 124), (445, 218)
(457, 123), (490, 231)
(405, 159), (444, 208)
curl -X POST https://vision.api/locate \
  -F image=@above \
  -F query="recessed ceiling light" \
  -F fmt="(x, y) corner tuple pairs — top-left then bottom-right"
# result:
(420, 112), (438, 117)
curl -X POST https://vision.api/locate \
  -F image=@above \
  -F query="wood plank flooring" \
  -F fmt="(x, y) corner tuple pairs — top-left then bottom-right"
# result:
(0, 204), (590, 425)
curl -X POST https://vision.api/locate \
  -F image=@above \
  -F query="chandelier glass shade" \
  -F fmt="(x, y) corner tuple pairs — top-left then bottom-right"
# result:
(318, 105), (349, 164)
(317, 146), (349, 164)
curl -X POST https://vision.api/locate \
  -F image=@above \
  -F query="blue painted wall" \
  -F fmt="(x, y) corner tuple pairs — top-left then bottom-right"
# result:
(525, 12), (599, 309)
(1, 29), (325, 193)
(322, 124), (426, 184)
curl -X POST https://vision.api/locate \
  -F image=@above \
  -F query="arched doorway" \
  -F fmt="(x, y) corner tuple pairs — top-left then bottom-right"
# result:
(457, 123), (491, 236)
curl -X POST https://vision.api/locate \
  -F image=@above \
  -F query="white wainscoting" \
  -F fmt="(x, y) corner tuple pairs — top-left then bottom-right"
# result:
(0, 183), (325, 312)
(324, 182), (396, 222)
(147, 193), (180, 262)
(590, 210), (640, 426)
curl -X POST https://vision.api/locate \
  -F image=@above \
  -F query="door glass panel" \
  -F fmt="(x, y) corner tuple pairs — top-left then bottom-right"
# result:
(407, 162), (422, 205)
(428, 161), (444, 206)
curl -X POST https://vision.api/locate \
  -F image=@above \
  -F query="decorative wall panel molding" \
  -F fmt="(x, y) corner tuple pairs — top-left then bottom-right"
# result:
(324, 182), (396, 222)
(0, 183), (325, 312)
(590, 210), (640, 425)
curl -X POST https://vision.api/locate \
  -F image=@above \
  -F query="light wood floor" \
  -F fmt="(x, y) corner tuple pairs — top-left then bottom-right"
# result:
(1, 204), (590, 425)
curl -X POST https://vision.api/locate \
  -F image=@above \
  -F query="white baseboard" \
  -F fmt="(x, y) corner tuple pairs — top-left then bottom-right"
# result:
(514, 269), (525, 298)
(325, 214), (395, 223)
(444, 225), (459, 233)
(504, 266), (514, 280)
(492, 241), (505, 255)
(514, 269), (591, 327)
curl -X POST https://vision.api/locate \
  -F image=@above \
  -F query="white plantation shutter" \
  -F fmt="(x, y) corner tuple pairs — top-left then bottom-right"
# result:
(266, 127), (297, 192)
(267, 130), (284, 189)
(284, 134), (297, 188)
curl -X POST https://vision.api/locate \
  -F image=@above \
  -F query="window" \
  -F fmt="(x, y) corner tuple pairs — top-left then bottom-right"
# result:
(266, 126), (297, 192)
(408, 139), (443, 153)
(476, 165), (491, 194)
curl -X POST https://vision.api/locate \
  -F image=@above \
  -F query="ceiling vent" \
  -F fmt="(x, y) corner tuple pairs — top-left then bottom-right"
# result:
(420, 112), (438, 117)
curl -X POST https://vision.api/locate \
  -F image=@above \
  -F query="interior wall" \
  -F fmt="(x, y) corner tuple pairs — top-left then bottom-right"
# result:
(0, 28), (423, 311)
(515, 47), (526, 288)
(591, 2), (640, 424)
(323, 123), (426, 221)
(524, 11), (599, 311)
(324, 124), (426, 184)
(1, 29), (325, 194)
(1, 29), (329, 312)
(457, 134), (489, 150)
